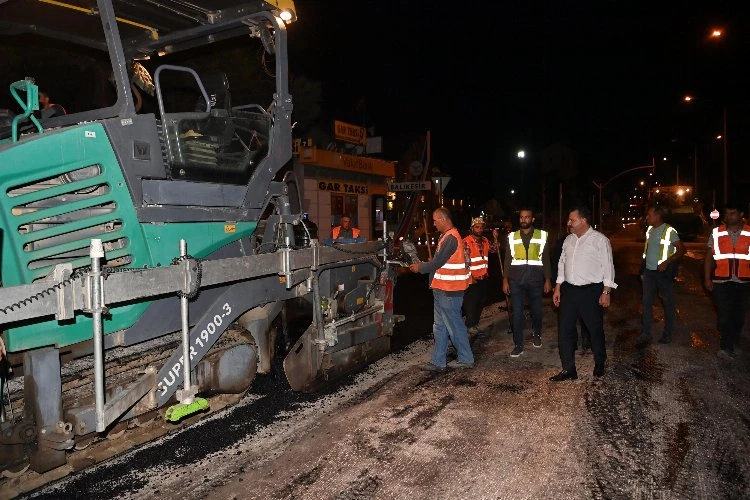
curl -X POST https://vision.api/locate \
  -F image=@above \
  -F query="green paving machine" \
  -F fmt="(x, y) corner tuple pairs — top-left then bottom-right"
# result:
(0, 0), (399, 478)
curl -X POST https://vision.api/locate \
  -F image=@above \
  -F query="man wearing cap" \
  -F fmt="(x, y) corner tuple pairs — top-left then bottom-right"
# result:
(463, 217), (493, 335)
(503, 207), (552, 357)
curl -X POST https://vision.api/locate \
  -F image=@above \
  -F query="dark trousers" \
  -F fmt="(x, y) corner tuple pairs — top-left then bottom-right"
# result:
(712, 281), (750, 352)
(509, 280), (544, 348)
(558, 282), (606, 371)
(463, 278), (489, 328)
(641, 269), (676, 338)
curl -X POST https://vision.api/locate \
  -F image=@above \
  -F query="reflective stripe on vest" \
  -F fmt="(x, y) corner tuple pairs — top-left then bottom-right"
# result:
(508, 229), (547, 267)
(432, 228), (471, 291)
(332, 226), (360, 238)
(464, 235), (489, 278)
(642, 224), (677, 265)
(711, 224), (750, 281)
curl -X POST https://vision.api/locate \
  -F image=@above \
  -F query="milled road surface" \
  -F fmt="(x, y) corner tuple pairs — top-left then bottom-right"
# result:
(16, 226), (750, 499)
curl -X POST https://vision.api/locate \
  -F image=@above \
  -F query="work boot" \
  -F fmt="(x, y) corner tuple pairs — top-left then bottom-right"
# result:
(657, 334), (672, 344)
(447, 359), (475, 369)
(636, 334), (651, 347)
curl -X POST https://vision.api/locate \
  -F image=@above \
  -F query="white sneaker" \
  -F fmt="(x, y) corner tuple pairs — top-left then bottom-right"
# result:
(717, 349), (735, 360)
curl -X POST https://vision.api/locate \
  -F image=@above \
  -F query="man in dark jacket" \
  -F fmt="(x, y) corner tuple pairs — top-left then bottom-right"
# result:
(503, 208), (551, 357)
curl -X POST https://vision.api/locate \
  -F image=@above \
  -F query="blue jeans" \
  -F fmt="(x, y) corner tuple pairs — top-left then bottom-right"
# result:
(641, 269), (676, 338)
(509, 280), (544, 348)
(431, 290), (474, 367)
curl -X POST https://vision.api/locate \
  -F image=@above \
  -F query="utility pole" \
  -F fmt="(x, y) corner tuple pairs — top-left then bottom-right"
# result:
(723, 105), (728, 205)
(694, 145), (698, 195)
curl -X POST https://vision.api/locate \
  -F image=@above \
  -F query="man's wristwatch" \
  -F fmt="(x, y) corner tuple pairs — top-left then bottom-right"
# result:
(602, 290), (611, 295)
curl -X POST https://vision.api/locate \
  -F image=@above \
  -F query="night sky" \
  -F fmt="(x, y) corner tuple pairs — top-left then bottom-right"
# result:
(1, 1), (746, 211)
(287, 1), (748, 208)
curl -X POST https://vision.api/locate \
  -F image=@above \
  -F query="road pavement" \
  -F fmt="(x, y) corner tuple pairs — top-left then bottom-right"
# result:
(18, 225), (750, 500)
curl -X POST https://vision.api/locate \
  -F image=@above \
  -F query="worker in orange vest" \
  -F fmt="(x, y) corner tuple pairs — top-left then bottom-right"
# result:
(409, 207), (474, 371)
(332, 214), (360, 239)
(704, 200), (750, 360)
(463, 217), (493, 335)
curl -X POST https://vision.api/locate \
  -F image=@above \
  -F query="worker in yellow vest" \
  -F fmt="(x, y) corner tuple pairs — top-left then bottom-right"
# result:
(409, 207), (474, 371)
(332, 214), (360, 239)
(502, 207), (551, 357)
(637, 205), (685, 346)
(704, 201), (750, 359)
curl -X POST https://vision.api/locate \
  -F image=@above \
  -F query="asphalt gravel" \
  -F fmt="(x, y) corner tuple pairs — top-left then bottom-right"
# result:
(14, 227), (750, 500)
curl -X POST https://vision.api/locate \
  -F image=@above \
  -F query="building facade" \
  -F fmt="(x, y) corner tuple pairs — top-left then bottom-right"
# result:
(297, 145), (395, 240)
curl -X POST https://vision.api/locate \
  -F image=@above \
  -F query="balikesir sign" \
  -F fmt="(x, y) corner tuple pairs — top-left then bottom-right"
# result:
(387, 181), (431, 192)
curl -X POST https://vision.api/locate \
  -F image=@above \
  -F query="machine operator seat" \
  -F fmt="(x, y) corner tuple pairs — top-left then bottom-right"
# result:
(161, 69), (269, 185)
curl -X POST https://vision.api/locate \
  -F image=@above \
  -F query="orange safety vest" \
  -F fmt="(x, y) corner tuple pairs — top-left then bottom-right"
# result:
(332, 226), (360, 238)
(431, 227), (470, 291)
(463, 234), (489, 279)
(711, 224), (750, 281)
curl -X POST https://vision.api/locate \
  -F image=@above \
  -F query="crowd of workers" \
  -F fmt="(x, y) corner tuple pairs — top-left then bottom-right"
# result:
(408, 201), (750, 380)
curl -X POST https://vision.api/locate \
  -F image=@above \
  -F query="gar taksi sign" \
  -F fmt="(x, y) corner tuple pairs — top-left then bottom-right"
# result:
(318, 181), (369, 194)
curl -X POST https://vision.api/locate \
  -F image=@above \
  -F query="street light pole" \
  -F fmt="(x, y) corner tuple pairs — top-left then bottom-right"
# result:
(685, 95), (728, 206)
(593, 159), (656, 230)
(694, 144), (698, 195)
(723, 105), (728, 205)
(517, 150), (526, 203)
(591, 181), (603, 229)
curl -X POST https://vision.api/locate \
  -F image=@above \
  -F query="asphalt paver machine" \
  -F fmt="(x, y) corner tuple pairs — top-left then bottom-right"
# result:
(0, 0), (399, 476)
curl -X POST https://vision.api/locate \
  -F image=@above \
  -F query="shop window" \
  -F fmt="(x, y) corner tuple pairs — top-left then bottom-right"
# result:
(331, 193), (358, 227)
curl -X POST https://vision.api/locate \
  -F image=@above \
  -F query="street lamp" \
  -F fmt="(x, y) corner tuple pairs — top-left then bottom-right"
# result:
(592, 160), (656, 229)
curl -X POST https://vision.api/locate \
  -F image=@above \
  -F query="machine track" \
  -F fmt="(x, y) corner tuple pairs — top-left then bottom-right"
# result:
(1, 327), (257, 497)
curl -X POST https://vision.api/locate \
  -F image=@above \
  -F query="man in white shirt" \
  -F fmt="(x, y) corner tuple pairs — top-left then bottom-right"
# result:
(551, 206), (617, 381)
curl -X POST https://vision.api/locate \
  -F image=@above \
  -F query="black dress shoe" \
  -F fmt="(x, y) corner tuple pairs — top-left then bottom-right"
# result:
(593, 364), (605, 377)
(550, 369), (578, 382)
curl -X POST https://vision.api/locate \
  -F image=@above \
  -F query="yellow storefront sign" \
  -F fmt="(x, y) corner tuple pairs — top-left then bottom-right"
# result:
(334, 120), (366, 145)
(300, 147), (395, 177)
